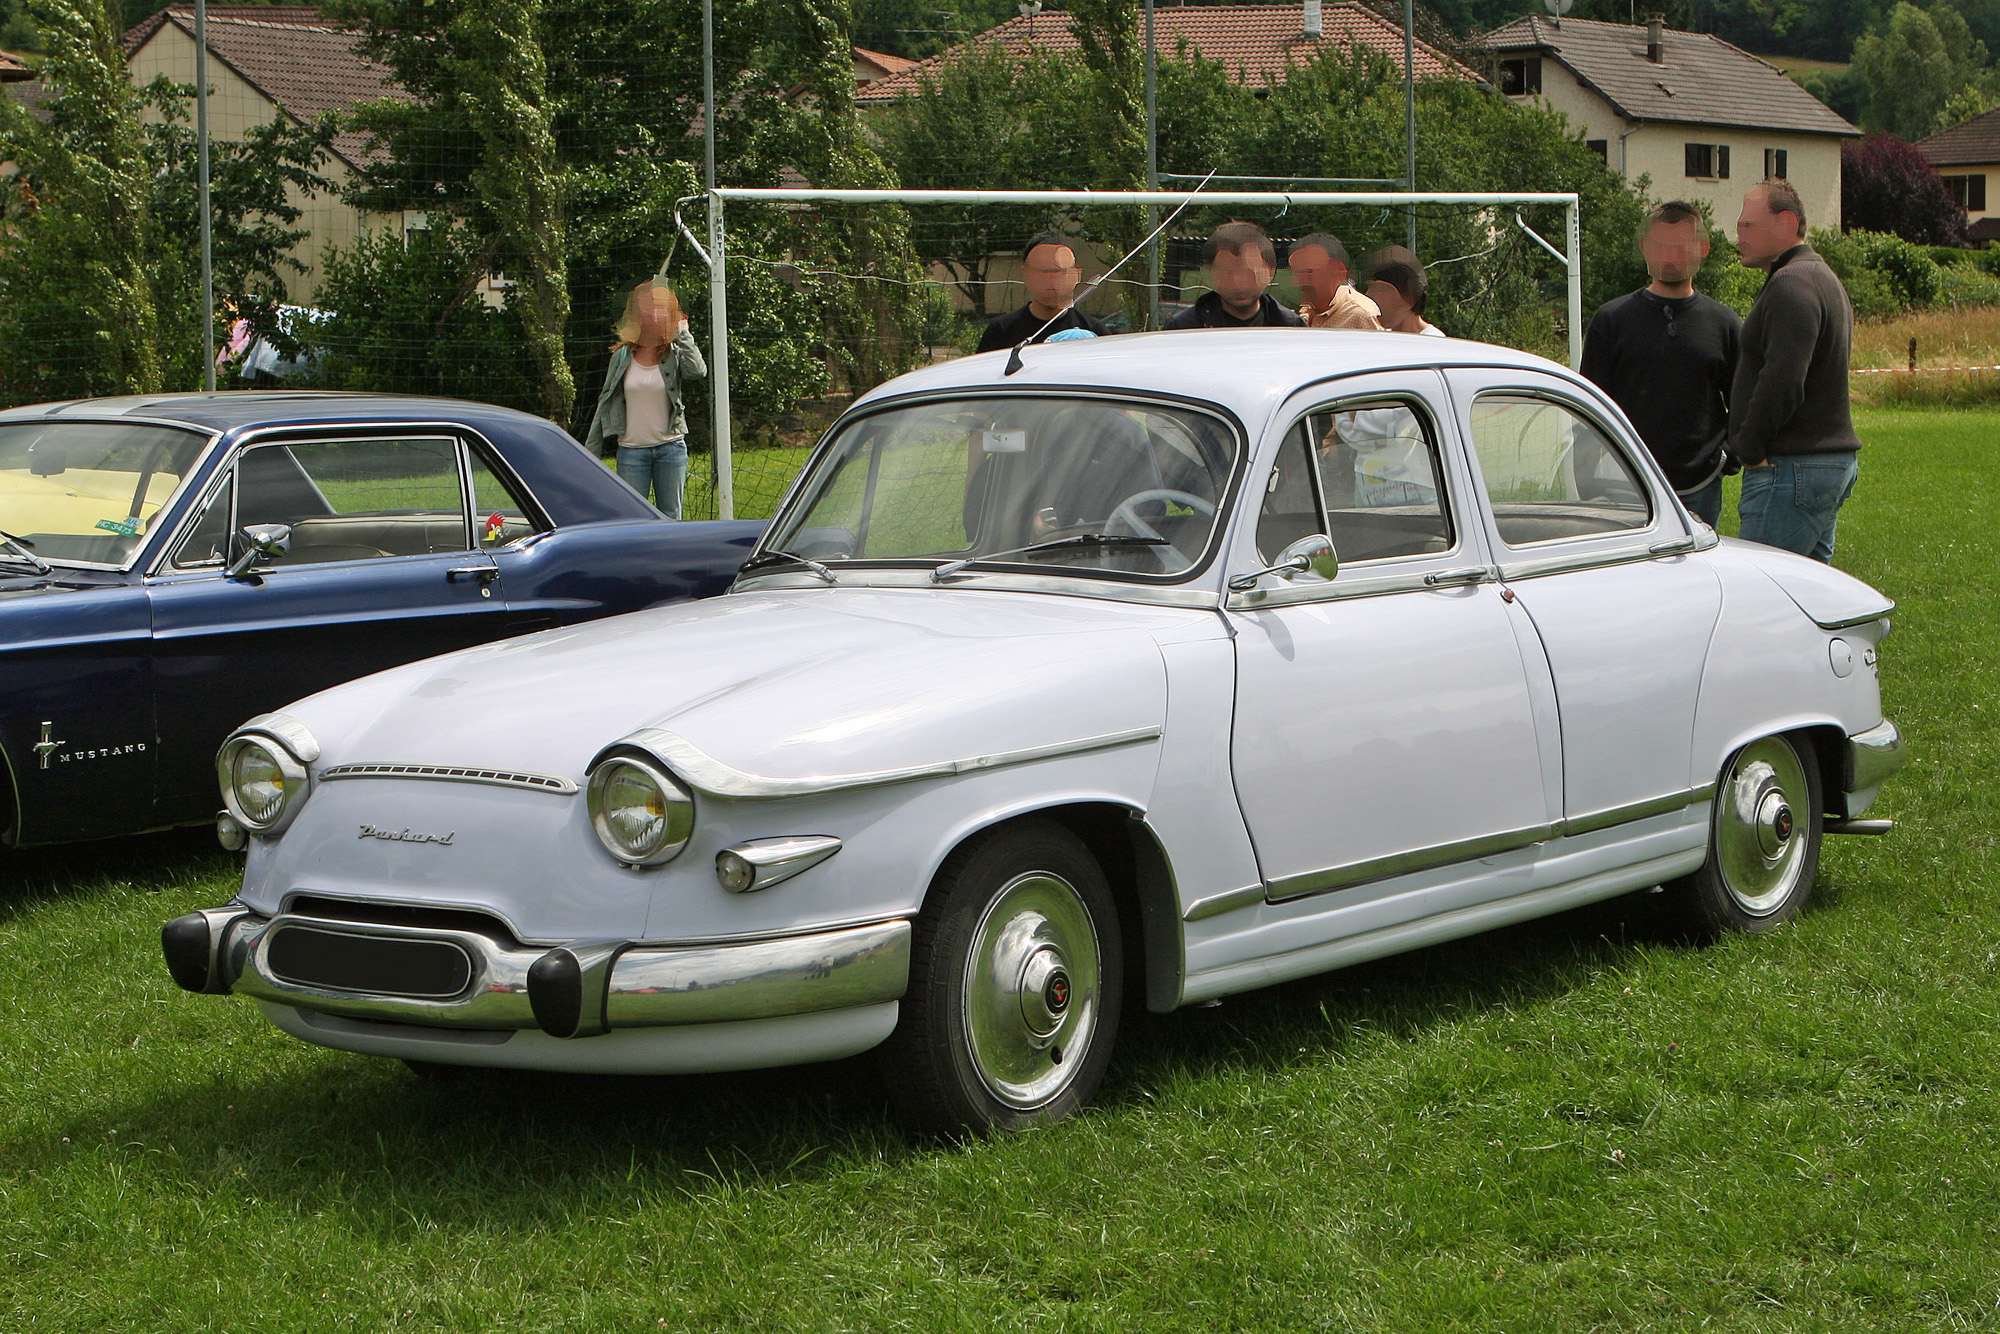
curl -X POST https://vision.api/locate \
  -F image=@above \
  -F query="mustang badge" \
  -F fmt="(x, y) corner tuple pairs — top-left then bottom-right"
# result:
(358, 824), (455, 846)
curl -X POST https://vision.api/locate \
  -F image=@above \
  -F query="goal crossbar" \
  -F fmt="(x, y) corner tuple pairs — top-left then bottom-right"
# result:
(687, 188), (1582, 519)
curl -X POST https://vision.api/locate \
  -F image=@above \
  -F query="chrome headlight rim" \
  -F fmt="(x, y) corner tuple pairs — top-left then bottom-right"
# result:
(215, 731), (311, 836)
(586, 752), (696, 868)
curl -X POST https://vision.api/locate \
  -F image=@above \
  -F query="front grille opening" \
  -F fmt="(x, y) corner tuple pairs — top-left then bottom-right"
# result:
(266, 926), (473, 999)
(286, 894), (522, 946)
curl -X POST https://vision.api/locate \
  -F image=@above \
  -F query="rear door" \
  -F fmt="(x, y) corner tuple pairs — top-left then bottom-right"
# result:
(145, 430), (510, 812)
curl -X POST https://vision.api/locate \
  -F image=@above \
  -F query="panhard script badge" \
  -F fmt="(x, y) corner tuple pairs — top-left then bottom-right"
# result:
(358, 824), (455, 846)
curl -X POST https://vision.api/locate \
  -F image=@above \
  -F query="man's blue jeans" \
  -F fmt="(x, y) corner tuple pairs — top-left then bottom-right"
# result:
(1738, 452), (1858, 564)
(616, 437), (688, 519)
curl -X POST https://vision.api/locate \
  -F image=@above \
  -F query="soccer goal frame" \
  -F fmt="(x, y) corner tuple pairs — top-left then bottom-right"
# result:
(678, 187), (1581, 520)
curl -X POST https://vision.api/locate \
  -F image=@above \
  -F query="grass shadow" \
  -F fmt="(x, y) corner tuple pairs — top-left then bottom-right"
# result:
(0, 825), (233, 923)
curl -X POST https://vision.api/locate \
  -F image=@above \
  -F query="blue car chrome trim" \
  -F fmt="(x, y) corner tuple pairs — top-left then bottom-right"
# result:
(613, 725), (1164, 800)
(320, 762), (579, 795)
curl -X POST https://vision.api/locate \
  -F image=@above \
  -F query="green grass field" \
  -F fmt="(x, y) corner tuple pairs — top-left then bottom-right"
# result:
(1, 407), (1993, 1331)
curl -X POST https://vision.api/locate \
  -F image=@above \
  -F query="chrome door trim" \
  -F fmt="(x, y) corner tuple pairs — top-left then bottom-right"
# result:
(1262, 783), (1714, 903)
(1181, 883), (1267, 923)
(618, 724), (1164, 800)
(1497, 543), (1673, 583)
(733, 567), (1224, 609)
(1225, 561), (1493, 611)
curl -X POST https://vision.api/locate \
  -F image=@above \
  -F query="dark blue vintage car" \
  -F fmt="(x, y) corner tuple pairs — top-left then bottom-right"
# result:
(0, 392), (762, 846)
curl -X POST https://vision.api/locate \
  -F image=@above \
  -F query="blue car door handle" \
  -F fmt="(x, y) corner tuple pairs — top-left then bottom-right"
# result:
(446, 565), (499, 584)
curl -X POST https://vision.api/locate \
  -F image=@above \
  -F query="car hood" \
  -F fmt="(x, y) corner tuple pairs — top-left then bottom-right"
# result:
(284, 587), (1190, 789)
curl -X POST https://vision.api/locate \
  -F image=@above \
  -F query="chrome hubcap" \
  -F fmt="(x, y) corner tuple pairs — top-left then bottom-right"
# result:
(1716, 737), (1810, 916)
(962, 871), (1099, 1109)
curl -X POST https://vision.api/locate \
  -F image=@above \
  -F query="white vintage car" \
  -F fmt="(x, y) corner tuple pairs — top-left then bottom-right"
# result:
(165, 330), (1906, 1131)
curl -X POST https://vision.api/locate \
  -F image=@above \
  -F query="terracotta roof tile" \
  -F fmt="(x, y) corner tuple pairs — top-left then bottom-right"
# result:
(856, 3), (1477, 105)
(125, 6), (410, 168)
(854, 45), (920, 81)
(0, 49), (31, 83)
(1485, 14), (1857, 138)
(1918, 106), (2000, 166)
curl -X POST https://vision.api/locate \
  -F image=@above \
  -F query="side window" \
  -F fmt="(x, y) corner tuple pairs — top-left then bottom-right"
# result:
(1469, 395), (1651, 547)
(467, 450), (545, 547)
(236, 437), (470, 567)
(1312, 400), (1453, 561)
(171, 471), (235, 570)
(1254, 420), (1322, 565)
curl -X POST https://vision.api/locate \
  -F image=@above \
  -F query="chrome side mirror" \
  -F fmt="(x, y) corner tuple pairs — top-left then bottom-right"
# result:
(1228, 533), (1337, 592)
(226, 523), (291, 579)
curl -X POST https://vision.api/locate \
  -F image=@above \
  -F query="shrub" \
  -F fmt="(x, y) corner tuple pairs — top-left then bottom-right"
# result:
(1841, 133), (1967, 246)
(1811, 230), (1908, 319)
(1852, 230), (1946, 306)
(1939, 263), (2000, 306)
(1927, 244), (1976, 266)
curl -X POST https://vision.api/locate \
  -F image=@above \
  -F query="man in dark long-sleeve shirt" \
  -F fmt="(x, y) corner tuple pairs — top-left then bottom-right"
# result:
(1728, 179), (1861, 563)
(1582, 200), (1741, 526)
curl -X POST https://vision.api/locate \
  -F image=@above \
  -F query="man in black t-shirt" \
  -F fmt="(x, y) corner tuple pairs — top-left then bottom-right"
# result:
(976, 233), (1112, 353)
(1581, 200), (1741, 526)
(1165, 222), (1306, 329)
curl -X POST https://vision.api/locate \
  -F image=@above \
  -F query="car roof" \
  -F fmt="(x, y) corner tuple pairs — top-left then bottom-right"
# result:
(853, 329), (1578, 426)
(0, 391), (556, 435)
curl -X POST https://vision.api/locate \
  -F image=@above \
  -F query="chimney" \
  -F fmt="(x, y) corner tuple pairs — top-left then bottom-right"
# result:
(1646, 13), (1664, 63)
(1304, 0), (1323, 39)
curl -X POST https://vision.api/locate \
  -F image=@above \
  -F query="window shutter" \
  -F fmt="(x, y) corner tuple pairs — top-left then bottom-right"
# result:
(1717, 145), (1730, 179)
(1973, 174), (1989, 211)
(1774, 148), (1787, 178)
(1685, 143), (1702, 177)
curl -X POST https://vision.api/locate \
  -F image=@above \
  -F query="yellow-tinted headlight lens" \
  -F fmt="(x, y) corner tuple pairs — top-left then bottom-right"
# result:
(587, 757), (694, 865)
(231, 740), (289, 826)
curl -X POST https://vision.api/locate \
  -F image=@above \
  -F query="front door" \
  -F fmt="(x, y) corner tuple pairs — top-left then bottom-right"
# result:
(1229, 380), (1553, 911)
(146, 432), (511, 814)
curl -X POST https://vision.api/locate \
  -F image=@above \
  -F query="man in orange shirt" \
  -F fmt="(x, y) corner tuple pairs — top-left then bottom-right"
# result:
(1288, 233), (1383, 330)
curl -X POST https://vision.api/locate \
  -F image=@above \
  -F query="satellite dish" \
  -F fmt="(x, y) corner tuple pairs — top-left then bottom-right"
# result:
(1544, 0), (1574, 13)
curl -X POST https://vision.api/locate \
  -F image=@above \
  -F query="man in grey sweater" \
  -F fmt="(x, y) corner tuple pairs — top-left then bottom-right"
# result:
(1728, 179), (1861, 563)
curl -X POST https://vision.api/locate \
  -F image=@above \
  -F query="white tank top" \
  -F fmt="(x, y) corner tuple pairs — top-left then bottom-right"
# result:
(621, 358), (673, 445)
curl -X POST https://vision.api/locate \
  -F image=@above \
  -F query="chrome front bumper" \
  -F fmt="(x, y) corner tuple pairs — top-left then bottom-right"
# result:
(1835, 719), (1907, 823)
(163, 906), (910, 1040)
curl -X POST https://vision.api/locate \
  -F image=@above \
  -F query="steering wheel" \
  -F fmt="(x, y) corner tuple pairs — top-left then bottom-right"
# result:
(1103, 489), (1218, 571)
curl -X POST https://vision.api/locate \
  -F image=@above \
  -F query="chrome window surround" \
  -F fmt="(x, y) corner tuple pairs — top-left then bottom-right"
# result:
(744, 386), (1250, 591)
(319, 763), (579, 795)
(608, 724), (1163, 801)
(1, 416), (221, 573)
(145, 420), (553, 580)
(1260, 392), (1462, 562)
(735, 565), (1224, 609)
(1257, 782), (1716, 907)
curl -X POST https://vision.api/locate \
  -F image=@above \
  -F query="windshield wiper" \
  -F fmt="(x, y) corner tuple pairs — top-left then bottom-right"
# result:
(0, 528), (50, 575)
(931, 533), (1169, 583)
(739, 549), (838, 584)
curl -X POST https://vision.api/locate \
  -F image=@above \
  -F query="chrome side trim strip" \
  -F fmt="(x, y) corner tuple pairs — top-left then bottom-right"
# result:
(1181, 884), (1267, 923)
(1497, 541), (1665, 583)
(1264, 785), (1713, 903)
(319, 763), (580, 795)
(1817, 607), (1895, 631)
(621, 725), (1163, 800)
(1845, 719), (1906, 793)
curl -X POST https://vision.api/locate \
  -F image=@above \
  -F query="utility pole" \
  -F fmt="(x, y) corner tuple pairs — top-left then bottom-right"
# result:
(1144, 0), (1159, 329)
(702, 0), (733, 520)
(196, 0), (215, 391)
(1403, 0), (1417, 255)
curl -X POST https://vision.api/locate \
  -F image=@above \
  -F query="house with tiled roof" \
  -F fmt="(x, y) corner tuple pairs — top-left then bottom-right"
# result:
(854, 46), (919, 87)
(1486, 14), (1857, 234)
(855, 2), (1479, 106)
(0, 49), (31, 83)
(121, 6), (413, 301)
(1917, 109), (2000, 243)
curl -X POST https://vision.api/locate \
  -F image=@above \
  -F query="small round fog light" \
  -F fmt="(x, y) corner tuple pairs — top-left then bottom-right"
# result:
(716, 849), (755, 893)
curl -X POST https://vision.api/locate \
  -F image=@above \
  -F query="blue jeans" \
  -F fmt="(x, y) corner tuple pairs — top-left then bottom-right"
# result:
(1679, 473), (1724, 528)
(616, 438), (688, 519)
(1738, 452), (1858, 564)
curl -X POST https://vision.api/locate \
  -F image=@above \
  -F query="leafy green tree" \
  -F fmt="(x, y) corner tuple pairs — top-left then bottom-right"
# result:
(853, 0), (1016, 59)
(1854, 2), (1999, 139)
(0, 0), (157, 402)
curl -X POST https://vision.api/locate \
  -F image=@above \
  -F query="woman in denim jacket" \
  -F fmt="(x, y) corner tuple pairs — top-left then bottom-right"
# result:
(584, 280), (707, 518)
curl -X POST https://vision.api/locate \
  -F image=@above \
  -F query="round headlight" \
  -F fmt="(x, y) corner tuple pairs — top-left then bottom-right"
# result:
(587, 757), (694, 866)
(217, 734), (309, 833)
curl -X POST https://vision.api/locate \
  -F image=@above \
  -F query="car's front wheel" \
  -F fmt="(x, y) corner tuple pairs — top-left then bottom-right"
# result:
(1661, 733), (1823, 937)
(881, 818), (1122, 1133)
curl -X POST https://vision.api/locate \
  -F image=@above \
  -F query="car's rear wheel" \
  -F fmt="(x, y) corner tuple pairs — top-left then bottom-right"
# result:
(1661, 733), (1823, 937)
(881, 819), (1121, 1133)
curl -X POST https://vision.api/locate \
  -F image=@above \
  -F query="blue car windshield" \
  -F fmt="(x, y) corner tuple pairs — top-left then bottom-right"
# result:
(764, 396), (1238, 580)
(0, 422), (208, 565)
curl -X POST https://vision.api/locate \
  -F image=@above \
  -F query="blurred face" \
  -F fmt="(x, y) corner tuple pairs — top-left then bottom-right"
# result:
(1211, 245), (1275, 316)
(633, 285), (680, 341)
(1735, 188), (1802, 269)
(1367, 279), (1411, 324)
(1287, 243), (1348, 308)
(1022, 243), (1080, 315)
(1640, 217), (1709, 286)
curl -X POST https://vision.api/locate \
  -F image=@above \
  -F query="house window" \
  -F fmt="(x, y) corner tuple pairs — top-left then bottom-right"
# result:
(1499, 57), (1542, 95)
(1685, 143), (1730, 179)
(1586, 139), (1608, 163)
(1945, 174), (1988, 211)
(1763, 148), (1789, 179)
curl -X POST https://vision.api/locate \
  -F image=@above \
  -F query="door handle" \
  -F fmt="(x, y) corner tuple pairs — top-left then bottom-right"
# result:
(1649, 537), (1698, 557)
(1423, 566), (1489, 587)
(446, 565), (499, 584)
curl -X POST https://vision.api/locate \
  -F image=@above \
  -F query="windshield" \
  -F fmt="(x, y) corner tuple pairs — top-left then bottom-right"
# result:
(764, 396), (1238, 580)
(0, 422), (209, 565)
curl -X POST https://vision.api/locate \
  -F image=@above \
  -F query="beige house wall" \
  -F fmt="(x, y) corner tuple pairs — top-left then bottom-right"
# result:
(1518, 61), (1845, 234)
(127, 23), (394, 304)
(1934, 163), (1998, 225)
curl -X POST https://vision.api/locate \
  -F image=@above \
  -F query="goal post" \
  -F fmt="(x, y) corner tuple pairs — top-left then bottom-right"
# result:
(689, 187), (1581, 521)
